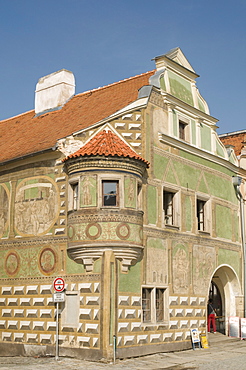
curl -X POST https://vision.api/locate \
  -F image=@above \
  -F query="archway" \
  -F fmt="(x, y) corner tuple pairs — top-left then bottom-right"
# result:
(208, 265), (242, 334)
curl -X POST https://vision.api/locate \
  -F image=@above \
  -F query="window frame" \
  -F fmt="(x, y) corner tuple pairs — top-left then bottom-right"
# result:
(68, 178), (79, 211)
(102, 179), (119, 207)
(142, 286), (168, 325)
(196, 194), (210, 234)
(163, 186), (180, 228)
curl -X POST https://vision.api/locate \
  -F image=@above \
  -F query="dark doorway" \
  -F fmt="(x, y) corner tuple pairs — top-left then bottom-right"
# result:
(209, 281), (224, 333)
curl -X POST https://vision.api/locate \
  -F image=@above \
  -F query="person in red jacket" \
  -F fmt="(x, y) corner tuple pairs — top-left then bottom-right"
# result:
(207, 299), (216, 333)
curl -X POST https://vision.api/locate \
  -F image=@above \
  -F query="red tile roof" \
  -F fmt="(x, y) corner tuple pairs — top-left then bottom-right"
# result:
(64, 129), (150, 167)
(0, 70), (155, 164)
(220, 131), (246, 156)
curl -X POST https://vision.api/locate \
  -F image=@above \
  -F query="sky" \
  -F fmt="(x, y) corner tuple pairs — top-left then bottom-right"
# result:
(0, 0), (246, 134)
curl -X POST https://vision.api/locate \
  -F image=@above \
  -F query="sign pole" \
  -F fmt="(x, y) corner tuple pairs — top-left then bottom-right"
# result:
(53, 277), (65, 361)
(55, 301), (59, 360)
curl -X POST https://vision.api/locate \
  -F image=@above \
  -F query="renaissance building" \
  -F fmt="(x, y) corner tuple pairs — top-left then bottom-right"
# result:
(0, 48), (245, 360)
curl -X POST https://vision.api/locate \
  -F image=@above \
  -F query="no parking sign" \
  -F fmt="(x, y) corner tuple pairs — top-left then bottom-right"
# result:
(53, 277), (65, 292)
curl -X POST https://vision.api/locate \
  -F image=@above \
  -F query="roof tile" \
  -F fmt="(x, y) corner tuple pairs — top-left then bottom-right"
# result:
(0, 70), (155, 164)
(64, 129), (149, 167)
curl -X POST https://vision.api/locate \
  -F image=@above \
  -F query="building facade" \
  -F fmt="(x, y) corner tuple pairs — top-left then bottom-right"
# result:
(0, 48), (244, 360)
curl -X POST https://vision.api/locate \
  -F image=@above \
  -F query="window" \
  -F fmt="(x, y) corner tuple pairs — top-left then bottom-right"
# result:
(102, 180), (119, 207)
(142, 287), (168, 324)
(69, 182), (79, 211)
(196, 196), (210, 233)
(197, 199), (205, 231)
(163, 191), (174, 225)
(179, 120), (186, 140)
(163, 189), (179, 227)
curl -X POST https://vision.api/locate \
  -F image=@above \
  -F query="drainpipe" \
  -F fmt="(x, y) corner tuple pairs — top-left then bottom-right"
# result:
(233, 176), (246, 317)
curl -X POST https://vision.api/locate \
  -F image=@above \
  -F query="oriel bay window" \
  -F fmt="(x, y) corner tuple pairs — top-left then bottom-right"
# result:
(102, 180), (119, 207)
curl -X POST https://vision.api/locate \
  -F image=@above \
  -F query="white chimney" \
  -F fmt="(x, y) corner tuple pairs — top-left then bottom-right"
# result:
(35, 69), (75, 115)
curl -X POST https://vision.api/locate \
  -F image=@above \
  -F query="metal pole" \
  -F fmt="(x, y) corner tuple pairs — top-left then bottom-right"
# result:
(55, 301), (59, 361)
(113, 335), (116, 364)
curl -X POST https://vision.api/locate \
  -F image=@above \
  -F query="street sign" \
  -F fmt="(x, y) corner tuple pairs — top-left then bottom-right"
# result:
(53, 292), (65, 303)
(53, 277), (65, 292)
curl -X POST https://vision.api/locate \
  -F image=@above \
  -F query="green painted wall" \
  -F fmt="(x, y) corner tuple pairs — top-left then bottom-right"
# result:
(215, 204), (233, 240)
(118, 261), (141, 293)
(160, 75), (166, 91)
(124, 177), (136, 208)
(153, 153), (169, 180)
(191, 119), (196, 146)
(147, 185), (157, 224)
(200, 124), (211, 152)
(198, 96), (206, 112)
(185, 195), (192, 231)
(218, 249), (240, 277)
(168, 70), (194, 106)
(172, 110), (178, 137)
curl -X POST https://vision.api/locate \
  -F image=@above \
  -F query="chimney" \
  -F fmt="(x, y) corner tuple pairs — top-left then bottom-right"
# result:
(35, 69), (75, 115)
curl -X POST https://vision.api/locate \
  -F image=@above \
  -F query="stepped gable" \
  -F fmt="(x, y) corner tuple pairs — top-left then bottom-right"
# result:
(0, 70), (155, 164)
(64, 129), (150, 167)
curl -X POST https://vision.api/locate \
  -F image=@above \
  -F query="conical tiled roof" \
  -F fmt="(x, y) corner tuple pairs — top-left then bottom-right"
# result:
(64, 129), (149, 167)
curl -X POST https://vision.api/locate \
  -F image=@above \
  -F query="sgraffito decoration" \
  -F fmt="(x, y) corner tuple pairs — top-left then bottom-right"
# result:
(14, 176), (59, 236)
(38, 247), (57, 275)
(5, 251), (20, 276)
(0, 183), (9, 238)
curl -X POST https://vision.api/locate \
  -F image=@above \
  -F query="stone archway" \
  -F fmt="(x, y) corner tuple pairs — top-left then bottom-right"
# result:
(208, 265), (243, 334)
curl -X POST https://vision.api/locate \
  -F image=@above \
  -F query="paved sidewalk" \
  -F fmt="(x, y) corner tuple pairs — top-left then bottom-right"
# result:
(0, 333), (245, 369)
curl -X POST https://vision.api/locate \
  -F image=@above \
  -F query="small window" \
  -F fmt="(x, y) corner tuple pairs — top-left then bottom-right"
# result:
(179, 121), (186, 140)
(142, 288), (152, 323)
(163, 191), (175, 225)
(142, 287), (168, 324)
(163, 189), (179, 227)
(102, 180), (119, 207)
(156, 288), (165, 322)
(71, 182), (79, 210)
(197, 198), (206, 231)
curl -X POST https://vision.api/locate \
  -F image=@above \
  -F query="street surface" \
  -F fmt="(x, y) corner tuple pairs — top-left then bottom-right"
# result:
(0, 333), (244, 369)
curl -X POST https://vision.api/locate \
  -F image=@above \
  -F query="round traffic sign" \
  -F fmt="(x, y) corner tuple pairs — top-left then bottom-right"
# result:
(53, 277), (65, 292)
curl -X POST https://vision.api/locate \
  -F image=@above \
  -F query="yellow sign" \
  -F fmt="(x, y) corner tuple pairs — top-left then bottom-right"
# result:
(200, 334), (209, 348)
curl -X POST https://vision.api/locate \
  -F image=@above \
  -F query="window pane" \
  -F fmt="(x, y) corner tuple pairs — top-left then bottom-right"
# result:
(142, 288), (152, 322)
(197, 199), (205, 231)
(156, 288), (164, 322)
(103, 181), (118, 206)
(164, 191), (174, 225)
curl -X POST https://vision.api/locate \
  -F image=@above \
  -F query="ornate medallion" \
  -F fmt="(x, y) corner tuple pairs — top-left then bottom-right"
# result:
(39, 247), (57, 274)
(85, 223), (102, 240)
(5, 252), (20, 276)
(116, 223), (130, 240)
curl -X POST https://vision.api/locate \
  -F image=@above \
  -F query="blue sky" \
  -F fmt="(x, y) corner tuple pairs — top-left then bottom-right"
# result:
(0, 0), (245, 134)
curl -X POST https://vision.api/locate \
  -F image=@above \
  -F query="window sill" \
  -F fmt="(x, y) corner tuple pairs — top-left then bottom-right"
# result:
(164, 224), (180, 230)
(142, 321), (169, 328)
(198, 230), (210, 236)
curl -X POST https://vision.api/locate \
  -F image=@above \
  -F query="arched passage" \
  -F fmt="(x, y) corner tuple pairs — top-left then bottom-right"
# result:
(208, 265), (243, 334)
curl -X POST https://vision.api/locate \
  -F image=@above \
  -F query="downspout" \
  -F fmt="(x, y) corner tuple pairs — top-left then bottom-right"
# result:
(233, 176), (246, 317)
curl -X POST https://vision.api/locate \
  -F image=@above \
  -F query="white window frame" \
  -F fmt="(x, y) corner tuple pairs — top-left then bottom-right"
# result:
(177, 114), (190, 143)
(141, 286), (169, 325)
(68, 178), (79, 211)
(98, 174), (123, 208)
(163, 186), (180, 228)
(196, 193), (211, 234)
